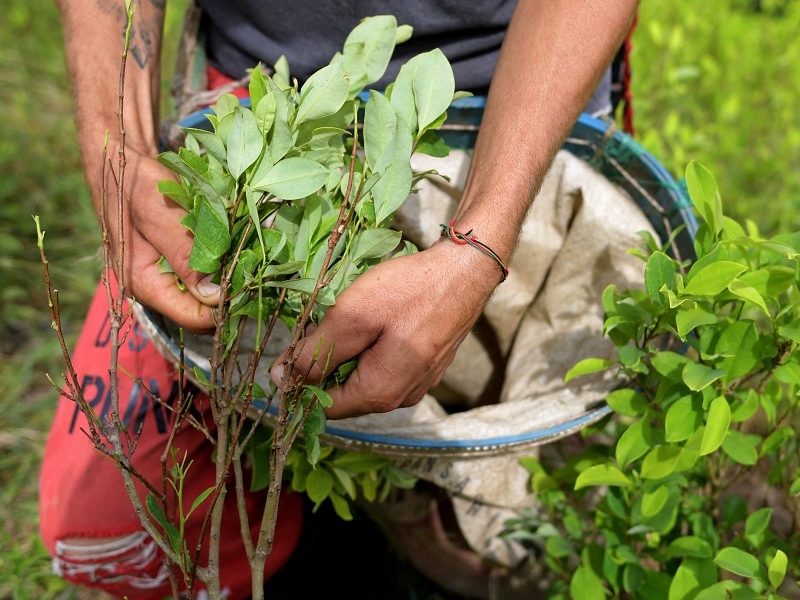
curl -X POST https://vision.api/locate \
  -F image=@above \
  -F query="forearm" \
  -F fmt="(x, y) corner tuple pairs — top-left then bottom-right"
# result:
(456, 0), (639, 261)
(57, 0), (165, 180)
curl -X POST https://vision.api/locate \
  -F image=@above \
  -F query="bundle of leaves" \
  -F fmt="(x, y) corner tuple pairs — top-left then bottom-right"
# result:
(153, 16), (464, 525)
(504, 162), (800, 599)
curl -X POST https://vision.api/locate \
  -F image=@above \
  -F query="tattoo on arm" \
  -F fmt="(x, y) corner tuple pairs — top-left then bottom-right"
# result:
(96, 0), (165, 70)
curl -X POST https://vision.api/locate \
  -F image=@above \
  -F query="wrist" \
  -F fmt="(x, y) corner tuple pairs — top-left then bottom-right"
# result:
(430, 234), (508, 291)
(439, 220), (510, 282)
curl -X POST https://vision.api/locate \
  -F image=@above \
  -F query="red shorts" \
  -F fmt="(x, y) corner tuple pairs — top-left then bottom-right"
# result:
(39, 280), (303, 600)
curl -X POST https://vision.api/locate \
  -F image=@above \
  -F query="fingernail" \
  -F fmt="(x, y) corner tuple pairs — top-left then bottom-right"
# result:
(197, 275), (220, 299)
(271, 364), (285, 387)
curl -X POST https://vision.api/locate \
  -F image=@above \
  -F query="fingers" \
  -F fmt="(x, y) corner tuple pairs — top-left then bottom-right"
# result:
(323, 340), (454, 419)
(269, 300), (382, 393)
(126, 239), (215, 332)
(104, 154), (217, 331)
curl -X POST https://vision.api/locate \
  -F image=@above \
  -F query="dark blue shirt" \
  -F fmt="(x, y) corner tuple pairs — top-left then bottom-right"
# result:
(198, 0), (517, 94)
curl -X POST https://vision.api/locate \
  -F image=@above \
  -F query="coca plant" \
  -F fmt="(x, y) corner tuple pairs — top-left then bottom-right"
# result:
(148, 14), (466, 598)
(505, 161), (800, 599)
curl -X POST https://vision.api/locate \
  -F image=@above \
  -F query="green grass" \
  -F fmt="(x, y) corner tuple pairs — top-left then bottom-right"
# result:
(0, 1), (185, 597)
(1, 0), (799, 597)
(0, 2), (98, 598)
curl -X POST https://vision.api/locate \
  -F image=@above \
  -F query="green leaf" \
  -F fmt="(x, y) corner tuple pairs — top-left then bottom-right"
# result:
(682, 362), (725, 392)
(332, 452), (390, 473)
(665, 395), (703, 442)
(146, 494), (182, 557)
(740, 265), (795, 298)
(342, 15), (399, 89)
(305, 384), (334, 408)
(615, 417), (652, 466)
(574, 464), (632, 490)
(254, 91), (278, 136)
(694, 581), (761, 600)
(714, 547), (762, 579)
(227, 106), (263, 179)
(189, 195), (231, 273)
(251, 157), (329, 199)
(768, 550), (787, 589)
(244, 186), (265, 256)
(721, 430), (761, 466)
(669, 558), (716, 600)
(685, 161), (722, 237)
(188, 486), (215, 516)
(248, 64), (268, 108)
(157, 150), (227, 208)
(545, 535), (574, 558)
(606, 388), (648, 417)
(565, 358), (615, 383)
(411, 49), (455, 134)
(328, 491), (354, 521)
(305, 467), (334, 504)
(415, 130), (451, 157)
(700, 396), (731, 456)
(715, 320), (758, 384)
(331, 467), (357, 500)
(778, 324), (800, 344)
(303, 402), (326, 467)
(614, 544), (641, 565)
(744, 507), (772, 550)
(395, 24), (413, 44)
(641, 485), (669, 518)
(756, 240), (800, 260)
(731, 389), (760, 423)
(371, 117), (413, 224)
(728, 279), (769, 315)
(683, 261), (747, 296)
(264, 278), (334, 305)
(640, 445), (683, 480)
(676, 427), (703, 472)
(666, 536), (713, 559)
(618, 345), (645, 368)
(389, 55), (421, 131)
(569, 565), (606, 600)
(214, 92), (240, 120)
(623, 564), (646, 595)
(267, 79), (294, 163)
(262, 260), (305, 278)
(349, 228), (401, 262)
(676, 307), (717, 340)
(295, 62), (350, 125)
(185, 128), (228, 166)
(645, 251), (676, 304)
(157, 179), (193, 211)
(760, 426), (793, 457)
(364, 91), (398, 169)
(651, 351), (693, 380)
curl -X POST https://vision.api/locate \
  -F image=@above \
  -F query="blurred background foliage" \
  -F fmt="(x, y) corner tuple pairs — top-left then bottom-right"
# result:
(0, 0), (798, 597)
(632, 0), (800, 233)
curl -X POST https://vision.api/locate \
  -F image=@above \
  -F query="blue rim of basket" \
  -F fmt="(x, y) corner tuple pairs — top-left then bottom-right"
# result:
(164, 95), (697, 451)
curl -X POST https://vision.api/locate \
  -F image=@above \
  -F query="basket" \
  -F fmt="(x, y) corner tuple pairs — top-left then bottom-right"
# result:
(138, 99), (697, 459)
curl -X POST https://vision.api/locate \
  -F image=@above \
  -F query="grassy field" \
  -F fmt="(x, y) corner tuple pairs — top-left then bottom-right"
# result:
(0, 0), (798, 597)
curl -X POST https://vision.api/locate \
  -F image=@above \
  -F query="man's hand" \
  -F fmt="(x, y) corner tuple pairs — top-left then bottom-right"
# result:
(270, 240), (502, 419)
(100, 149), (216, 332)
(55, 0), (214, 329)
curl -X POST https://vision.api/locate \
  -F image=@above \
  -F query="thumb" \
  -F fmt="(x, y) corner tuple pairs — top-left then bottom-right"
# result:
(158, 234), (221, 308)
(269, 304), (380, 390)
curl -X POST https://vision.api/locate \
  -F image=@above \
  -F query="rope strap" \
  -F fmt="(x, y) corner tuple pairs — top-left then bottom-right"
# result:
(439, 220), (510, 282)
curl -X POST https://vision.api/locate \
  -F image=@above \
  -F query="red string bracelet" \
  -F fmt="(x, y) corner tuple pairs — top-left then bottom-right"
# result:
(439, 220), (510, 282)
